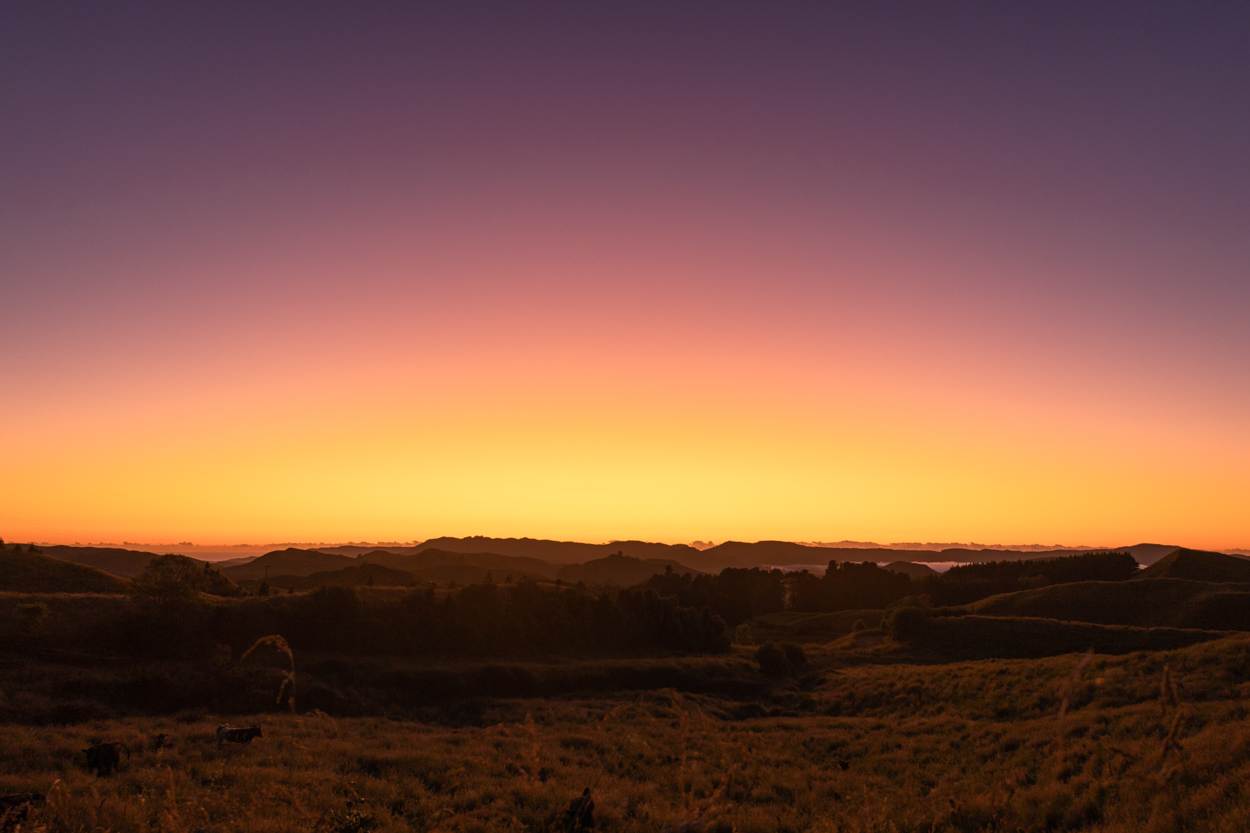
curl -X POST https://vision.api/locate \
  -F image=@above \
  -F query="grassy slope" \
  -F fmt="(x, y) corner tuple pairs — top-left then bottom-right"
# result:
(6, 637), (1250, 831)
(970, 577), (1250, 629)
(0, 549), (129, 593)
(1139, 548), (1250, 582)
(35, 545), (160, 578)
(745, 609), (885, 642)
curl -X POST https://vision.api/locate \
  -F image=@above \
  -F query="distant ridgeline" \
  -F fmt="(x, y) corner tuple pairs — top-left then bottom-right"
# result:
(5, 535), (1248, 663)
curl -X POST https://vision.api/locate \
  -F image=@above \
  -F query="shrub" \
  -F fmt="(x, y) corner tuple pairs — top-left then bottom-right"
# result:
(885, 606), (931, 642)
(133, 555), (239, 599)
(782, 642), (807, 671)
(756, 642), (791, 677)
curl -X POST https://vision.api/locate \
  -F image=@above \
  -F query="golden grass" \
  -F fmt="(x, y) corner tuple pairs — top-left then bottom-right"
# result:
(8, 638), (1250, 830)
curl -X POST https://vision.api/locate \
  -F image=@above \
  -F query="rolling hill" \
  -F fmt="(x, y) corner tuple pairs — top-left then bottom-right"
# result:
(35, 545), (162, 578)
(407, 537), (704, 566)
(268, 562), (416, 590)
(1137, 548), (1250, 582)
(222, 548), (356, 581)
(0, 547), (129, 593)
(556, 554), (702, 586)
(881, 561), (938, 579)
(969, 577), (1250, 631)
(357, 548), (560, 581)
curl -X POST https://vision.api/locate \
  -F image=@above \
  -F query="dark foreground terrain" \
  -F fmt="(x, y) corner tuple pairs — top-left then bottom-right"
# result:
(6, 638), (1250, 832)
(5, 544), (1250, 831)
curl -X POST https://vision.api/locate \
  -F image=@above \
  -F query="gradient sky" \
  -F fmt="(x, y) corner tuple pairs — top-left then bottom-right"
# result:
(3, 2), (1249, 548)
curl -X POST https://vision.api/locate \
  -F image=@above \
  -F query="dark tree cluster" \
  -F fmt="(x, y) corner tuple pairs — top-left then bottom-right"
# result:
(790, 562), (914, 612)
(108, 581), (730, 660)
(641, 567), (786, 626)
(923, 551), (1138, 605)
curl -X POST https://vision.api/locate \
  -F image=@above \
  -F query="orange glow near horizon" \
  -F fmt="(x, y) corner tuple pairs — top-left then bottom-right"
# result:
(5, 6), (1250, 551)
(4, 250), (1247, 550)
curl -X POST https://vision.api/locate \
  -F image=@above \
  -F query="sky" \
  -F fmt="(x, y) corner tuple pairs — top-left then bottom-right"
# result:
(3, 2), (1248, 549)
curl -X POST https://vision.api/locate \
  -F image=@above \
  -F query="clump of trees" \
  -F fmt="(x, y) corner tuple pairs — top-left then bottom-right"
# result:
(790, 562), (913, 612)
(642, 567), (786, 625)
(923, 551), (1138, 606)
(132, 555), (240, 600)
(103, 580), (730, 660)
(781, 552), (1140, 612)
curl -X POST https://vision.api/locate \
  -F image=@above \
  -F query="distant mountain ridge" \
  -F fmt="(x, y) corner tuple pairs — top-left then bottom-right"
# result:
(23, 537), (1231, 588)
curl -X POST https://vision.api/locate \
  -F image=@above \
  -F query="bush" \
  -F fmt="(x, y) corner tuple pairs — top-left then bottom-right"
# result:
(756, 642), (791, 677)
(782, 642), (807, 671)
(885, 606), (931, 642)
(133, 555), (239, 599)
(755, 642), (806, 677)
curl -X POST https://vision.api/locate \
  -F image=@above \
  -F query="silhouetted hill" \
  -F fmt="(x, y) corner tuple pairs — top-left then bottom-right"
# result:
(36, 545), (163, 578)
(212, 555), (259, 569)
(557, 554), (702, 586)
(695, 541), (1091, 570)
(0, 547), (129, 593)
(969, 577), (1250, 630)
(269, 562), (415, 590)
(222, 548), (355, 581)
(358, 548), (560, 581)
(881, 561), (938, 579)
(410, 537), (703, 566)
(1117, 543), (1186, 565)
(1138, 548), (1250, 582)
(290, 538), (1208, 572)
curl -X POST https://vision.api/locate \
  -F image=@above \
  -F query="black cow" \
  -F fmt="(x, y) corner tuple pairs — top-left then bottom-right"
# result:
(82, 741), (127, 776)
(562, 787), (595, 831)
(216, 724), (262, 747)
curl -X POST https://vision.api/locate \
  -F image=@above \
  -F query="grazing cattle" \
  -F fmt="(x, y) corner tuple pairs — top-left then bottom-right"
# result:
(82, 741), (127, 776)
(562, 787), (595, 831)
(216, 724), (262, 747)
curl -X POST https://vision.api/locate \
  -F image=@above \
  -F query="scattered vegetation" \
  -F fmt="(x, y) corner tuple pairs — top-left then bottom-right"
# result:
(7, 544), (1250, 830)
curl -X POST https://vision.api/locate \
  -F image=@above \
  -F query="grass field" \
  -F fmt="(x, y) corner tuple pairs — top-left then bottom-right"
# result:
(6, 635), (1250, 831)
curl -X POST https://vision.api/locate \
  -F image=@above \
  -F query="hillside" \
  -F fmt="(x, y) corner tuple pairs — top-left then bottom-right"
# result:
(268, 562), (415, 590)
(969, 577), (1250, 630)
(358, 548), (560, 581)
(1137, 548), (1250, 582)
(557, 554), (701, 586)
(410, 536), (704, 566)
(1118, 542), (1187, 565)
(892, 611), (1226, 658)
(0, 547), (129, 593)
(222, 548), (356, 581)
(881, 560), (937, 579)
(695, 541), (1094, 570)
(36, 544), (162, 578)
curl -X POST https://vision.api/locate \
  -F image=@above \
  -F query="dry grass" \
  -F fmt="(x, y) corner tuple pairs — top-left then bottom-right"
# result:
(7, 637), (1250, 830)
(5, 693), (1250, 832)
(7, 640), (1250, 830)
